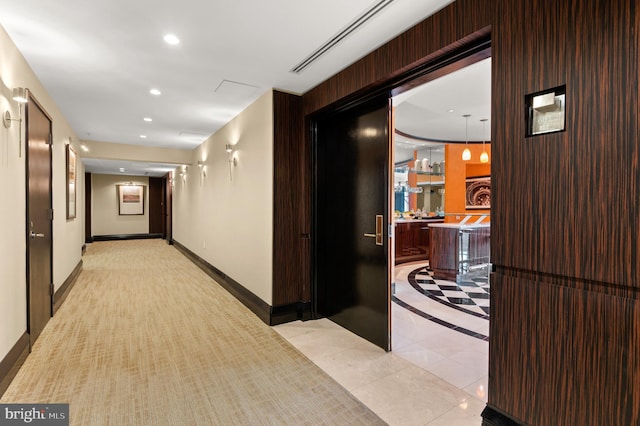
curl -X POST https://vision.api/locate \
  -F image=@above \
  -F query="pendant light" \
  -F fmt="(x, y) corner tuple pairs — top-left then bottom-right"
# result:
(462, 114), (471, 161)
(480, 118), (489, 163)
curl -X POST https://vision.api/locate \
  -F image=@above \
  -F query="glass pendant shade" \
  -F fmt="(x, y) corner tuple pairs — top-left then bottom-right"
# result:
(462, 114), (471, 161)
(479, 118), (489, 163)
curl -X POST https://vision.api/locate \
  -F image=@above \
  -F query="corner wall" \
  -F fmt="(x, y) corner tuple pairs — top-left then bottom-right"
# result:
(0, 25), (84, 364)
(173, 90), (274, 305)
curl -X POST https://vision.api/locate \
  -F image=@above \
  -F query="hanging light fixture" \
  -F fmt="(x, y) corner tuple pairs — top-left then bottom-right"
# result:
(462, 114), (471, 161)
(480, 118), (489, 163)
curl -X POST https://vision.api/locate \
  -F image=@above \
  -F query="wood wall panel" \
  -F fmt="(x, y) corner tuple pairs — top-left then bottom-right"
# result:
(491, 0), (639, 286)
(302, 0), (491, 115)
(490, 273), (640, 425)
(272, 91), (309, 306)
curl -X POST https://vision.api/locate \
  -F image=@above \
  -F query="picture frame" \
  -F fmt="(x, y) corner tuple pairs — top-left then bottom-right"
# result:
(117, 184), (145, 215)
(66, 144), (77, 219)
(465, 176), (491, 209)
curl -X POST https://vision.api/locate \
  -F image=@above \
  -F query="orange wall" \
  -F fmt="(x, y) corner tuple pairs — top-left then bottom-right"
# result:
(444, 144), (492, 222)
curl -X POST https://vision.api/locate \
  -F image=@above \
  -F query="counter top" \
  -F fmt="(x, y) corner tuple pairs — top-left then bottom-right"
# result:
(394, 218), (445, 223)
(427, 222), (490, 229)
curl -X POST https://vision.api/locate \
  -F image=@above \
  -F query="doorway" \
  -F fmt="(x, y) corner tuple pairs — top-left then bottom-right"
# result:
(25, 94), (53, 346)
(311, 40), (491, 356)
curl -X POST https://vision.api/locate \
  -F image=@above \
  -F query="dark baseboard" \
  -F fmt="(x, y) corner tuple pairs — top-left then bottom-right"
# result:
(172, 240), (271, 325)
(54, 260), (83, 315)
(481, 406), (523, 426)
(92, 233), (163, 241)
(270, 302), (312, 326)
(81, 244), (87, 254)
(0, 333), (29, 398)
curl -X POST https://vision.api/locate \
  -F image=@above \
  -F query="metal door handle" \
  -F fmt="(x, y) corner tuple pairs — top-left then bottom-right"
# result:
(363, 215), (384, 246)
(30, 231), (45, 239)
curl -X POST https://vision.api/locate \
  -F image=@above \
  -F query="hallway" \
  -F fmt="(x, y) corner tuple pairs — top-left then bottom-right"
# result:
(0, 240), (383, 425)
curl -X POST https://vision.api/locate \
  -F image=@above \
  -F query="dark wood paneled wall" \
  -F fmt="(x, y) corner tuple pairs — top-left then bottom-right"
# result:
(289, 0), (640, 422)
(272, 91), (309, 306)
(490, 0), (640, 424)
(302, 0), (491, 115)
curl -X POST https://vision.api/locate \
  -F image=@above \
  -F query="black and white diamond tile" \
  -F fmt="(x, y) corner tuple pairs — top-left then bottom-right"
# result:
(409, 266), (490, 317)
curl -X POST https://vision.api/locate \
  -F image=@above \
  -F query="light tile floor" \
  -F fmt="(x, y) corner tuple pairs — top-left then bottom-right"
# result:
(274, 261), (488, 426)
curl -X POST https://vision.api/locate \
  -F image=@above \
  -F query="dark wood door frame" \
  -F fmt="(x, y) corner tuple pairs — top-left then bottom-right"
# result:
(308, 35), (492, 349)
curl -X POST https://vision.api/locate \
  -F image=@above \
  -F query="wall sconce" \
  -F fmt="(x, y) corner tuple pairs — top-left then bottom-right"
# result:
(225, 144), (237, 181)
(3, 87), (28, 157)
(197, 160), (204, 167)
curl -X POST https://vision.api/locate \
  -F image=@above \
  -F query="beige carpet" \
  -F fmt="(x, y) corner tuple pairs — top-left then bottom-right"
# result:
(1, 240), (385, 425)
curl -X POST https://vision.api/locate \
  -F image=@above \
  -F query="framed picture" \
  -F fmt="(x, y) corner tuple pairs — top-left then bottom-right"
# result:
(66, 144), (77, 219)
(117, 184), (145, 215)
(465, 176), (491, 209)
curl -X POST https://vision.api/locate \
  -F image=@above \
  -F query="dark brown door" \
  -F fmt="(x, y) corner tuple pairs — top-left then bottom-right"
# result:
(148, 177), (164, 235)
(26, 95), (53, 345)
(314, 97), (392, 351)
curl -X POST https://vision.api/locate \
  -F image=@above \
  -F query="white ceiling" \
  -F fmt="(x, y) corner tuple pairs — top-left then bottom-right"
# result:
(0, 0), (456, 176)
(393, 57), (491, 163)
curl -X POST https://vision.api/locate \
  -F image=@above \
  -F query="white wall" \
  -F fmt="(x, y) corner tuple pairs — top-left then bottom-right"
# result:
(0, 26), (84, 362)
(91, 175), (149, 236)
(173, 90), (274, 305)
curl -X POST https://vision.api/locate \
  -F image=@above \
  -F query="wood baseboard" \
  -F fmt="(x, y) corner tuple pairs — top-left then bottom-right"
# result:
(54, 260), (83, 315)
(172, 240), (272, 325)
(481, 406), (522, 426)
(0, 333), (29, 398)
(92, 233), (163, 241)
(270, 302), (312, 325)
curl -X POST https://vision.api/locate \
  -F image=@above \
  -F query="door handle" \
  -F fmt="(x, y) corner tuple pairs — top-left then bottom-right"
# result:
(30, 231), (45, 239)
(363, 215), (384, 246)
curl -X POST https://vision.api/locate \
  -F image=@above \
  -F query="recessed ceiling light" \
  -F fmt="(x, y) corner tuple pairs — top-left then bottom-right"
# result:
(150, 88), (161, 96)
(163, 34), (180, 45)
(143, 117), (153, 122)
(448, 109), (455, 113)
(119, 168), (125, 173)
(139, 135), (147, 139)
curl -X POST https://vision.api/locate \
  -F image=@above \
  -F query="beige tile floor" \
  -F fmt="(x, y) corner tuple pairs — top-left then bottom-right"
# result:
(274, 262), (488, 426)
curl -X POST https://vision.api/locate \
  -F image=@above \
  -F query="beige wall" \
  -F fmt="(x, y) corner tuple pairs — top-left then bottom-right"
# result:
(91, 175), (149, 236)
(0, 26), (84, 361)
(173, 90), (274, 305)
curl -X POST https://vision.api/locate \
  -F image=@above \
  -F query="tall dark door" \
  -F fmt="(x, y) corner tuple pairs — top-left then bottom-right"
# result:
(26, 96), (53, 345)
(314, 98), (391, 351)
(148, 177), (164, 235)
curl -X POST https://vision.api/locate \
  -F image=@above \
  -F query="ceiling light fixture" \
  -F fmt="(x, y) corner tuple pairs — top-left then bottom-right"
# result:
(462, 114), (471, 161)
(143, 117), (153, 122)
(163, 34), (180, 45)
(149, 88), (161, 96)
(480, 118), (489, 163)
(139, 135), (147, 139)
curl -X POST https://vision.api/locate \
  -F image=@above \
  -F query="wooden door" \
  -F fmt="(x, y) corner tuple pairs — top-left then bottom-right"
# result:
(314, 97), (392, 351)
(26, 95), (53, 345)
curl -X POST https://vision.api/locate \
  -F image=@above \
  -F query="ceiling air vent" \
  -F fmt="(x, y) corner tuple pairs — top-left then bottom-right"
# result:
(289, 0), (396, 74)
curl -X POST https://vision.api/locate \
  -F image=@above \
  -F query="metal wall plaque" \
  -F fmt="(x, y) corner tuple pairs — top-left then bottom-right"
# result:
(526, 86), (566, 136)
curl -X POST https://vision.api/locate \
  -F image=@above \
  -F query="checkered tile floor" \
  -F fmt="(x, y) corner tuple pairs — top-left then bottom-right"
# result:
(409, 266), (490, 317)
